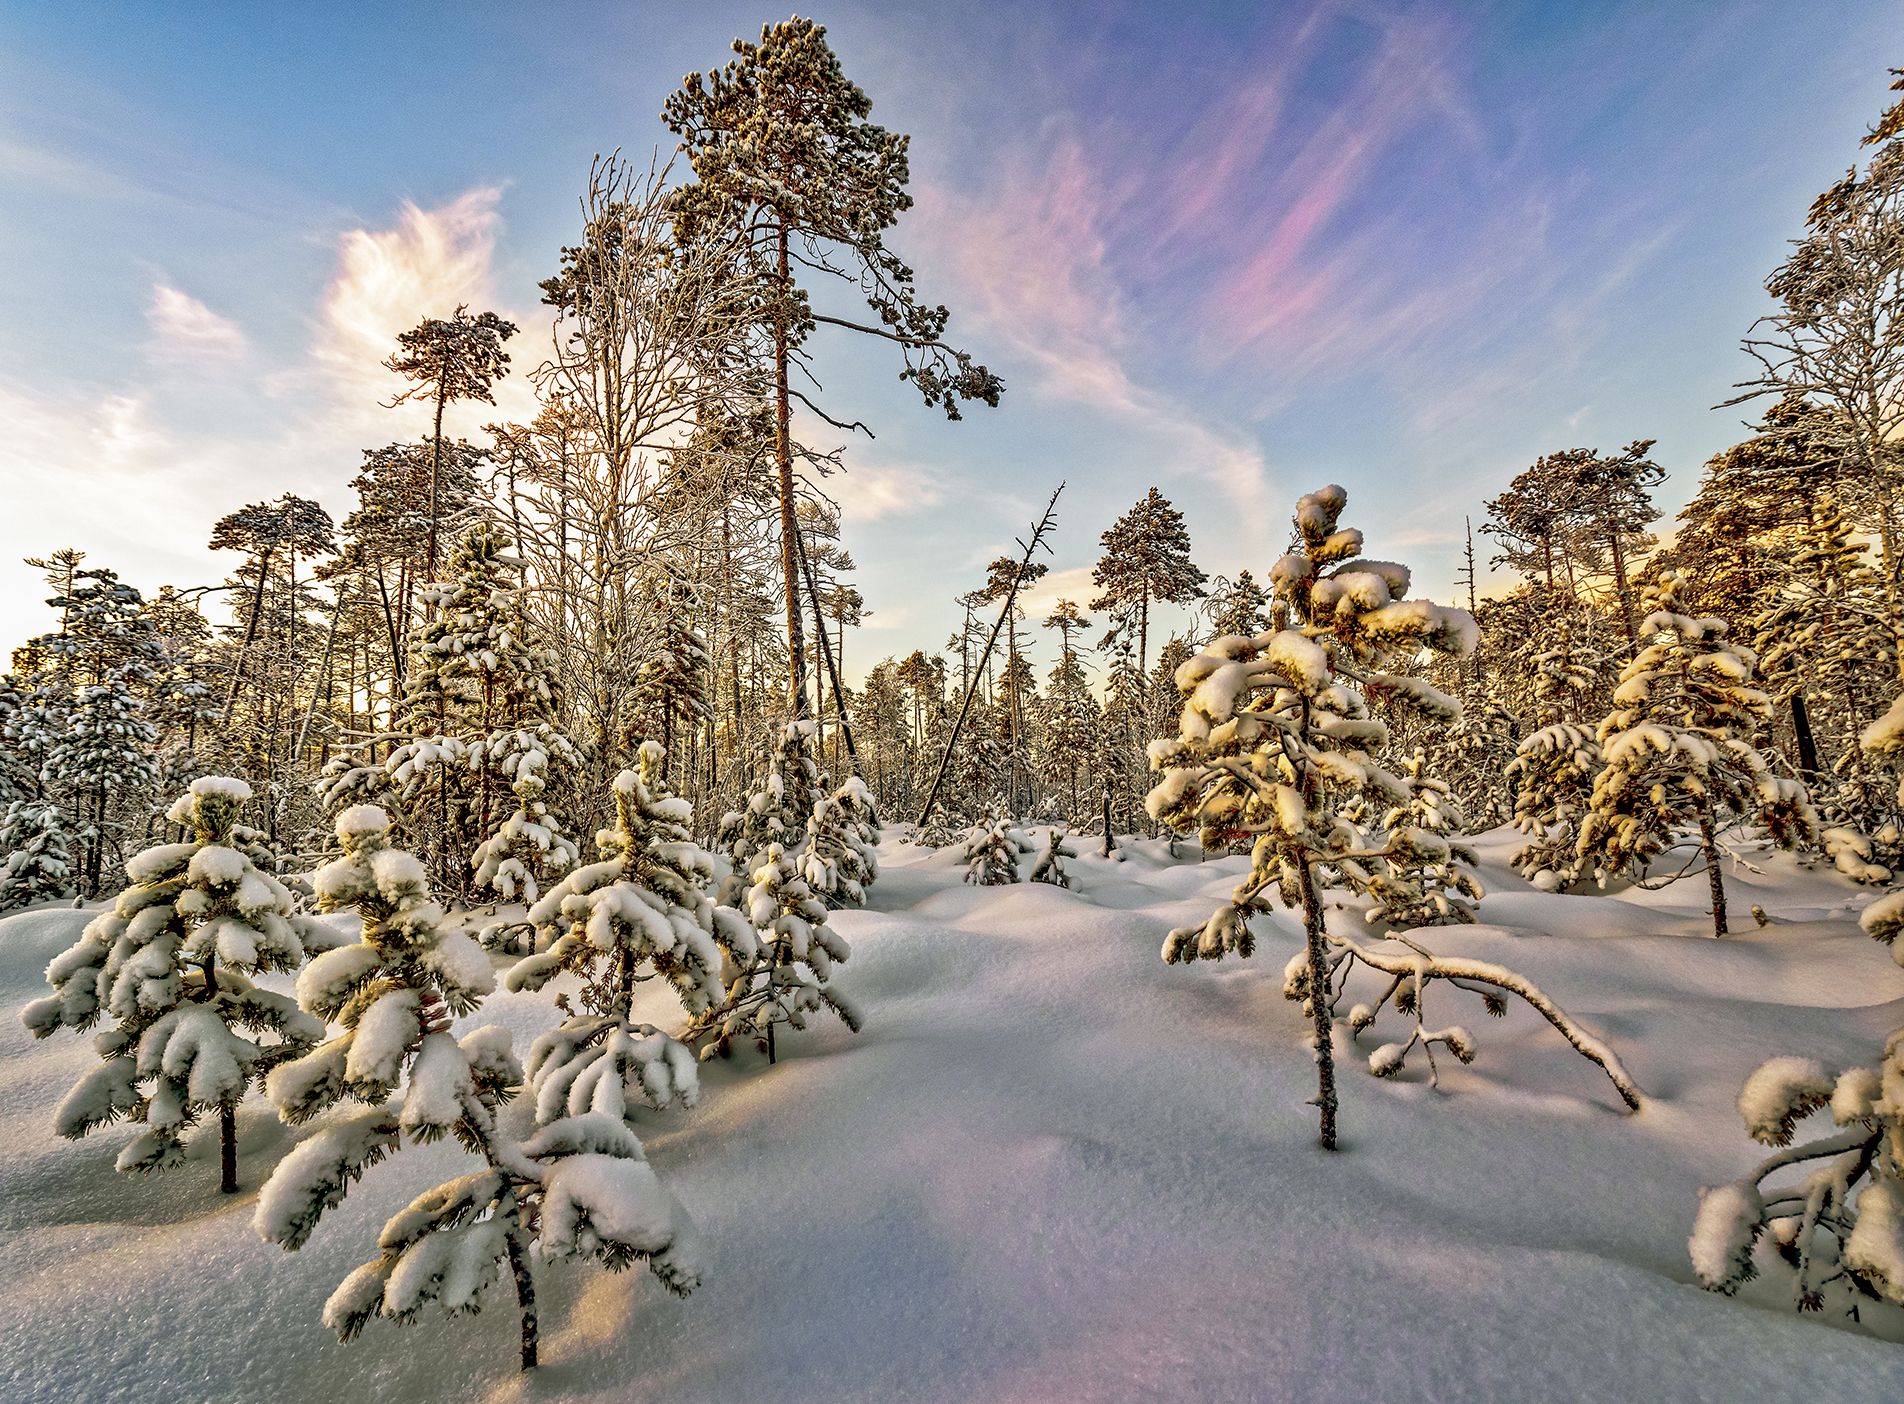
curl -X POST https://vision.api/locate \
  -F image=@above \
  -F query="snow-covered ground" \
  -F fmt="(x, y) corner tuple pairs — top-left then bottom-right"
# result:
(3, 831), (1904, 1402)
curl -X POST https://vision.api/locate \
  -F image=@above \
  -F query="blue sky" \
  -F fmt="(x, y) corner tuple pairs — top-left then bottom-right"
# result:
(1, 0), (1898, 677)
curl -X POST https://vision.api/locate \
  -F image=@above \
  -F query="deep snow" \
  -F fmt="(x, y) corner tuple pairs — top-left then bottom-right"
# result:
(2, 830), (1903, 1402)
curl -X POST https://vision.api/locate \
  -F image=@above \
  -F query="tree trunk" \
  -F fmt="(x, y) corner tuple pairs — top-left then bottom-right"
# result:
(426, 376), (447, 578)
(1101, 777), (1116, 858)
(1699, 809), (1728, 938)
(504, 1213), (539, 1371)
(1608, 527), (1636, 652)
(1790, 690), (1821, 779)
(220, 1104), (238, 1195)
(773, 224), (807, 717)
(1295, 856), (1341, 1150)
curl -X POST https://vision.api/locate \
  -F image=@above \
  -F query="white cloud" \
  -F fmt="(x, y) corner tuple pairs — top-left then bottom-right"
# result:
(833, 461), (945, 522)
(146, 283), (246, 359)
(307, 185), (539, 431)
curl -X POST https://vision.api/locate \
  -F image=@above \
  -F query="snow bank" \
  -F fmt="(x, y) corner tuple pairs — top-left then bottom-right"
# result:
(1, 840), (1903, 1400)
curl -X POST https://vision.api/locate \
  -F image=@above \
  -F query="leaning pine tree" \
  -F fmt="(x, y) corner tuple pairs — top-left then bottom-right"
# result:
(1578, 570), (1815, 936)
(255, 805), (702, 1375)
(1147, 485), (1642, 1149)
(22, 777), (334, 1191)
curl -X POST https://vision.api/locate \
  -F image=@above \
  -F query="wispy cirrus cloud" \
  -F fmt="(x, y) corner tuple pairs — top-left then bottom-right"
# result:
(916, 136), (1279, 525)
(145, 283), (246, 360)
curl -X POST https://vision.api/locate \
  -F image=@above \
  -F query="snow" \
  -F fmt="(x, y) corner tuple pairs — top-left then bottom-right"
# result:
(1, 840), (1903, 1399)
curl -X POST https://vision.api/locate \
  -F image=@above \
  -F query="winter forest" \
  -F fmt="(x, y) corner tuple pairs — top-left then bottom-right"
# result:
(5, 8), (1904, 1402)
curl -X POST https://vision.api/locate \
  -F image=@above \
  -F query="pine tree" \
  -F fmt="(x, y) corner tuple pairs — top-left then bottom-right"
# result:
(0, 798), (75, 909)
(21, 777), (332, 1191)
(507, 742), (757, 1125)
(1694, 827), (1904, 1313)
(1091, 487), (1206, 676)
(1029, 828), (1078, 888)
(962, 810), (1029, 886)
(693, 841), (861, 1064)
(664, 16), (1001, 715)
(256, 805), (702, 1374)
(1039, 650), (1098, 821)
(1506, 724), (1604, 891)
(1206, 569), (1273, 638)
(1357, 749), (1484, 929)
(383, 307), (517, 577)
(1579, 571), (1816, 936)
(802, 774), (880, 908)
(374, 524), (582, 902)
(1149, 485), (1641, 1147)
(717, 720), (824, 899)
(916, 801), (961, 849)
(43, 681), (159, 896)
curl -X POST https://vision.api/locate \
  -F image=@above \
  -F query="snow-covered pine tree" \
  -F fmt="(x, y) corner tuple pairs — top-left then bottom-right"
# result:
(1692, 854), (1904, 1314)
(626, 568), (712, 766)
(1039, 648), (1099, 822)
(1148, 484), (1641, 1148)
(692, 841), (861, 1065)
(0, 798), (76, 909)
(1090, 487), (1207, 677)
(963, 810), (1030, 885)
(1503, 618), (1609, 890)
(1357, 749), (1484, 929)
(256, 804), (702, 1374)
(717, 720), (823, 903)
(915, 801), (961, 849)
(367, 523), (582, 903)
(506, 741), (757, 1122)
(1029, 828), (1078, 888)
(1206, 569), (1271, 638)
(1691, 1036), (1904, 1315)
(43, 680), (159, 896)
(21, 777), (332, 1191)
(1506, 724), (1604, 891)
(802, 773), (880, 908)
(1579, 570), (1816, 936)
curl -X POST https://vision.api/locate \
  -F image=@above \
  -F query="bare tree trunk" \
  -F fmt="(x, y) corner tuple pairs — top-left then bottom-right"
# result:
(774, 224), (807, 717)
(426, 374), (447, 578)
(504, 1211), (538, 1371)
(1699, 808), (1728, 938)
(1295, 856), (1341, 1150)
(916, 488), (1063, 825)
(1790, 691), (1821, 778)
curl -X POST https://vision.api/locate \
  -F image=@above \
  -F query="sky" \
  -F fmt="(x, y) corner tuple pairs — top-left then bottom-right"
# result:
(0, 0), (1899, 682)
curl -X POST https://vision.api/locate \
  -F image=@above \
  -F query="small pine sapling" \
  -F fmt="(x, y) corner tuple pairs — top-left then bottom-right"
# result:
(1505, 724), (1604, 891)
(22, 777), (334, 1191)
(1692, 868), (1904, 1317)
(255, 805), (702, 1374)
(1029, 828), (1079, 888)
(717, 720), (823, 901)
(470, 734), (581, 907)
(916, 802), (962, 849)
(693, 842), (861, 1065)
(506, 742), (757, 1124)
(1351, 748), (1484, 929)
(802, 775), (881, 909)
(962, 810), (1030, 885)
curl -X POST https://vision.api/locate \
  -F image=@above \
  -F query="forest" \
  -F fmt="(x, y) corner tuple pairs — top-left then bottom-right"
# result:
(2, 15), (1904, 1402)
